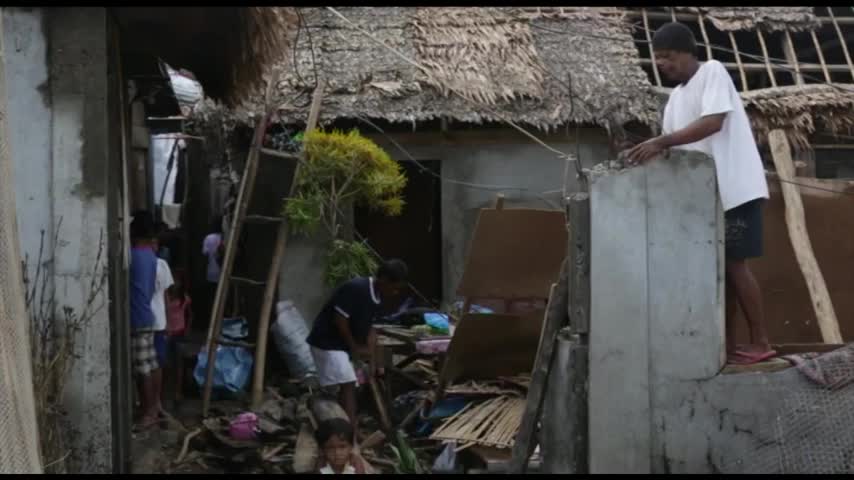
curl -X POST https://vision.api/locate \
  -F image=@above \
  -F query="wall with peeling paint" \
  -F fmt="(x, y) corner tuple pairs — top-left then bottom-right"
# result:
(4, 7), (113, 473)
(587, 151), (826, 474)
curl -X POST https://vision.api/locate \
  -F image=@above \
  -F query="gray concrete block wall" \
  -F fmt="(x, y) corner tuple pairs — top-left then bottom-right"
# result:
(5, 7), (113, 473)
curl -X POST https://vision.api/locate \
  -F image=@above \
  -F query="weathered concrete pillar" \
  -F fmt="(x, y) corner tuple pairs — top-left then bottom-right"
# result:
(588, 151), (723, 473)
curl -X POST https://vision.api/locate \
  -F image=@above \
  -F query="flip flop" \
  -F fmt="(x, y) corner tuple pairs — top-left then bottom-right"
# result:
(728, 349), (777, 366)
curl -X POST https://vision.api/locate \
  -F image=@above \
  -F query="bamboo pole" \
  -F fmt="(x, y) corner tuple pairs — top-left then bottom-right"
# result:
(768, 130), (842, 344)
(728, 32), (749, 91)
(249, 81), (325, 410)
(810, 30), (832, 83)
(827, 7), (854, 81)
(756, 30), (778, 88)
(642, 9), (662, 87)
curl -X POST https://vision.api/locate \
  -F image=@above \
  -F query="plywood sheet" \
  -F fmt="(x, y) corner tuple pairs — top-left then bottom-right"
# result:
(457, 209), (567, 300)
(439, 311), (544, 385)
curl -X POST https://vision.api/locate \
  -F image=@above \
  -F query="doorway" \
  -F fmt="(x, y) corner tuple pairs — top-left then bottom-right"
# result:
(354, 160), (443, 314)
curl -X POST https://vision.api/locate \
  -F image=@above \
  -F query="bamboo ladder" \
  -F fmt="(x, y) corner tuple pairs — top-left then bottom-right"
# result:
(200, 72), (326, 416)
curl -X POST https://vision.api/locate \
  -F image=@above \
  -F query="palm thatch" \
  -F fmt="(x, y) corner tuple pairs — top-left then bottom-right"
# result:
(225, 7), (298, 105)
(743, 84), (854, 150)
(673, 7), (821, 32)
(234, 7), (659, 131)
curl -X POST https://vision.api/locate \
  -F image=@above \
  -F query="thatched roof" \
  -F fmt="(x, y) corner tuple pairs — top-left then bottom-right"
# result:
(743, 84), (854, 150)
(235, 7), (660, 131)
(673, 7), (821, 32)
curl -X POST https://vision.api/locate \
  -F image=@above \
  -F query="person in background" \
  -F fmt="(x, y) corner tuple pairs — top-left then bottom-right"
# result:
(151, 237), (174, 412)
(201, 215), (225, 325)
(626, 22), (772, 365)
(165, 281), (192, 402)
(307, 259), (409, 429)
(314, 418), (367, 474)
(155, 221), (172, 264)
(129, 212), (160, 429)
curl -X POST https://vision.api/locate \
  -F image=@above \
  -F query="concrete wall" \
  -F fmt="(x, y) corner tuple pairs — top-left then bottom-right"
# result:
(5, 8), (113, 473)
(587, 151), (839, 473)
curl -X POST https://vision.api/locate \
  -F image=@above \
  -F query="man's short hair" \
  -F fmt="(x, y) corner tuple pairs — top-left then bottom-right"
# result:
(652, 22), (698, 57)
(314, 418), (354, 447)
(376, 259), (408, 284)
(130, 211), (155, 240)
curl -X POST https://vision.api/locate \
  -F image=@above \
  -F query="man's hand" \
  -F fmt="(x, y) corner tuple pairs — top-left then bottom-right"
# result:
(626, 137), (667, 166)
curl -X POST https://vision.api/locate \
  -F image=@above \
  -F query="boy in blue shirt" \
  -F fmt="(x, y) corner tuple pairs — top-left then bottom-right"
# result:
(130, 212), (162, 429)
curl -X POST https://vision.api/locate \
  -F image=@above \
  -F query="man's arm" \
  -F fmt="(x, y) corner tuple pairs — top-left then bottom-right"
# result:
(627, 114), (726, 165)
(334, 312), (368, 356)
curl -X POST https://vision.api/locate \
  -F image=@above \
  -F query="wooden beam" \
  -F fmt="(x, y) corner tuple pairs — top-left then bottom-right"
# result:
(250, 81), (326, 410)
(567, 194), (590, 334)
(756, 30), (778, 88)
(827, 7), (854, 82)
(669, 7), (677, 22)
(697, 13), (713, 61)
(642, 9), (662, 87)
(811, 30), (833, 83)
(509, 262), (569, 474)
(767, 129), (842, 344)
(728, 31), (749, 91)
(783, 31), (804, 85)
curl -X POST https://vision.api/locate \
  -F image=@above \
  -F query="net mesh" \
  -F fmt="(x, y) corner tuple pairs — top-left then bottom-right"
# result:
(722, 345), (854, 474)
(0, 13), (43, 473)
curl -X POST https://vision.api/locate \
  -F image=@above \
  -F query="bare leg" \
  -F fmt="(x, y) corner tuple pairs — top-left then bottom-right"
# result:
(339, 382), (357, 439)
(140, 374), (159, 426)
(151, 368), (164, 414)
(726, 260), (770, 353)
(175, 357), (184, 402)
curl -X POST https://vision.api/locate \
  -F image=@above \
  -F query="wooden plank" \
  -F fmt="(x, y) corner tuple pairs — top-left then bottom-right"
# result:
(250, 81), (325, 409)
(508, 261), (569, 474)
(541, 332), (588, 473)
(202, 69), (280, 416)
(259, 147), (300, 160)
(827, 7), (854, 81)
(728, 31), (749, 92)
(567, 194), (590, 334)
(811, 30), (832, 83)
(368, 377), (392, 433)
(771, 343), (845, 356)
(638, 58), (854, 74)
(768, 129), (842, 344)
(642, 9), (662, 87)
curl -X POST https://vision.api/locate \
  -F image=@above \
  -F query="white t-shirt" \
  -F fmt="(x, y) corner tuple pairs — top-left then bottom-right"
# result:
(202, 233), (222, 283)
(662, 60), (769, 211)
(151, 258), (174, 331)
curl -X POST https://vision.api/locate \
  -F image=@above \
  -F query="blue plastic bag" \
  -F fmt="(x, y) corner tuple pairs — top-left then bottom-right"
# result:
(193, 345), (254, 393)
(423, 313), (450, 335)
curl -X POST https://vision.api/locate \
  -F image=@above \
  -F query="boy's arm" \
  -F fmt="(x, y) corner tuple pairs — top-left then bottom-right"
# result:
(334, 313), (368, 356)
(627, 114), (725, 165)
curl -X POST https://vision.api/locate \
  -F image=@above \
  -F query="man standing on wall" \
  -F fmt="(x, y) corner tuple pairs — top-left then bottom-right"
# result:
(626, 22), (773, 365)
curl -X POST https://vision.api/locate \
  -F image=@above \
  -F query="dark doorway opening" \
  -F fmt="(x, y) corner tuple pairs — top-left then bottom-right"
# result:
(355, 160), (443, 315)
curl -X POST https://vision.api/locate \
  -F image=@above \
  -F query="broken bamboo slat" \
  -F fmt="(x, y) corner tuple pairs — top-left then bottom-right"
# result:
(509, 260), (570, 474)
(783, 31), (803, 85)
(827, 7), (854, 82)
(250, 81), (326, 410)
(756, 30), (778, 88)
(728, 31), (749, 91)
(810, 30), (832, 83)
(697, 13), (713, 61)
(768, 129), (842, 344)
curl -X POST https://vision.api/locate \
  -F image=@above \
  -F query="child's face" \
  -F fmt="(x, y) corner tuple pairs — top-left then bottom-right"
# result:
(323, 434), (352, 470)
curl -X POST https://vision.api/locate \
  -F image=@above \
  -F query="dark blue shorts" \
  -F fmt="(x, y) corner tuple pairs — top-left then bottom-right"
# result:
(724, 199), (764, 261)
(154, 331), (167, 367)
